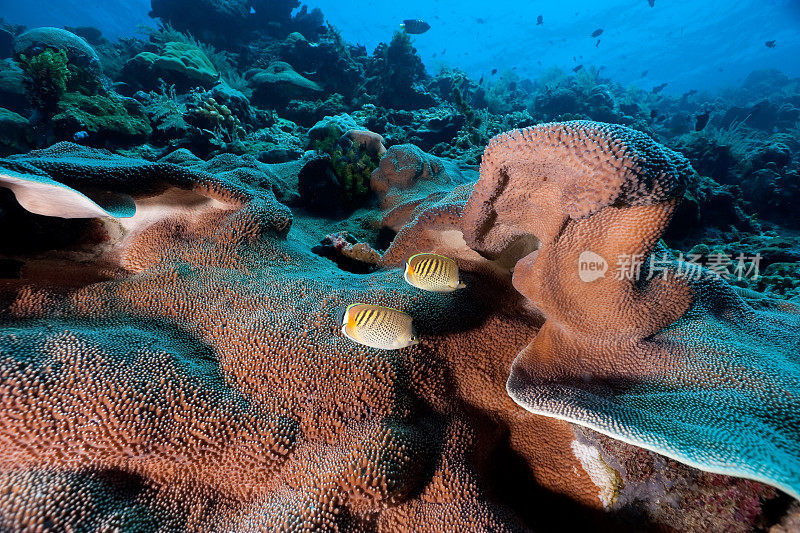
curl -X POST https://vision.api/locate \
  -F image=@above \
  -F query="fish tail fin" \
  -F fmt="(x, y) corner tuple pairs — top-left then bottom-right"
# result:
(457, 281), (467, 289)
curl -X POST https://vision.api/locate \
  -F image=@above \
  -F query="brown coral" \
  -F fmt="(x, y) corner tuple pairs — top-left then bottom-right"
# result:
(0, 140), (790, 531)
(462, 120), (800, 501)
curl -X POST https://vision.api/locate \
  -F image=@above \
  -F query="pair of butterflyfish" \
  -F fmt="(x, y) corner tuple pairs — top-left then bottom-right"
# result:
(340, 253), (465, 350)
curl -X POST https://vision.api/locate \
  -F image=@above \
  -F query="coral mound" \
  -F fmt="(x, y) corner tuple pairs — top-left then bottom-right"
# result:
(463, 120), (800, 500)
(13, 27), (102, 76)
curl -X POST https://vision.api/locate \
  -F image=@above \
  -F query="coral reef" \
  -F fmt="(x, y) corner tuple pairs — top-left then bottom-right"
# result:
(462, 120), (800, 500)
(246, 61), (323, 109)
(52, 93), (152, 146)
(124, 42), (219, 91)
(3, 142), (789, 532)
(365, 31), (436, 110)
(0, 2), (798, 531)
(0, 108), (31, 156)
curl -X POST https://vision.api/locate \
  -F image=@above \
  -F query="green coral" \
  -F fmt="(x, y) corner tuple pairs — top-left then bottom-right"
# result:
(313, 125), (378, 208)
(52, 93), (152, 144)
(18, 48), (73, 111)
(0, 107), (32, 155)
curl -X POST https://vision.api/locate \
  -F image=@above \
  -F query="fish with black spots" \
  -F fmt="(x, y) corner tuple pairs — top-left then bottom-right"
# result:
(404, 253), (465, 293)
(339, 304), (419, 350)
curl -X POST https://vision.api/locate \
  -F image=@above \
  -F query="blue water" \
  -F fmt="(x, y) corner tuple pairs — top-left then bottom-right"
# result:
(4, 0), (799, 94)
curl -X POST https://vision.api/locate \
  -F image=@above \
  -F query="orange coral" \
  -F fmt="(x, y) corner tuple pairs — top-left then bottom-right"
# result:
(462, 120), (800, 501)
(0, 140), (788, 531)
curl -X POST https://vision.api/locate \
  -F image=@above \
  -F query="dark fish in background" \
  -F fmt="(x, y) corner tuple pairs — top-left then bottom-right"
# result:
(476, 17), (486, 24)
(695, 110), (711, 131)
(765, 40), (776, 48)
(478, 76), (484, 85)
(401, 19), (431, 34)
(536, 15), (543, 25)
(683, 89), (697, 97)
(650, 109), (659, 119)
(595, 39), (600, 47)
(648, 0), (655, 6)
(573, 64), (584, 73)
(641, 70), (649, 77)
(591, 28), (603, 38)
(491, 68), (498, 75)
(652, 82), (668, 94)
(441, 49), (447, 55)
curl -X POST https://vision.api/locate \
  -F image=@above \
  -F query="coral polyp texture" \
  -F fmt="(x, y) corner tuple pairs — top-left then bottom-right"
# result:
(0, 143), (599, 531)
(3, 138), (788, 531)
(462, 120), (800, 500)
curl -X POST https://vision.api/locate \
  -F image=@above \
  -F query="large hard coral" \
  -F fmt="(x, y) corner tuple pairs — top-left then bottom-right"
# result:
(371, 144), (476, 232)
(123, 42), (219, 91)
(0, 142), (291, 286)
(52, 93), (153, 146)
(14, 27), (104, 111)
(462, 120), (800, 500)
(13, 27), (102, 78)
(0, 163), (553, 531)
(0, 137), (792, 531)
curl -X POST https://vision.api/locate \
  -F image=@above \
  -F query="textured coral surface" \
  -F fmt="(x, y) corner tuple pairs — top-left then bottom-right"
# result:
(463, 120), (800, 501)
(0, 137), (792, 532)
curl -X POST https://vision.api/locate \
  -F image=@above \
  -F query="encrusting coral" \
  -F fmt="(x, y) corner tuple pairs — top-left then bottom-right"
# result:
(462, 120), (800, 501)
(0, 138), (790, 531)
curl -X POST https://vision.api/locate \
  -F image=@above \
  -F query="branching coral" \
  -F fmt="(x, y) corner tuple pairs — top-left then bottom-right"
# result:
(312, 126), (383, 209)
(364, 31), (434, 110)
(17, 48), (73, 112)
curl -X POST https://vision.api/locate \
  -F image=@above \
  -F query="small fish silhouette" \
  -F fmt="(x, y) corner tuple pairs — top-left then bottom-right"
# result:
(648, 0), (655, 6)
(401, 19), (431, 34)
(652, 82), (668, 94)
(591, 28), (603, 38)
(536, 15), (543, 25)
(765, 40), (776, 48)
(573, 64), (584, 73)
(695, 110), (710, 131)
